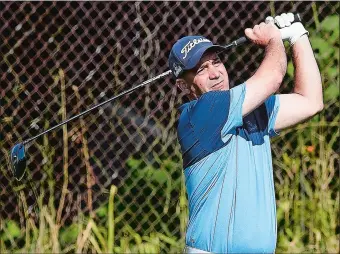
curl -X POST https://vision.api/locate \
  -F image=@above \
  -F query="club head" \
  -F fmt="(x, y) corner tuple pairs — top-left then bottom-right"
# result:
(10, 143), (27, 181)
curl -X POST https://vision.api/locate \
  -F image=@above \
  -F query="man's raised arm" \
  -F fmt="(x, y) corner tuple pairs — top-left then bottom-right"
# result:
(273, 14), (324, 130)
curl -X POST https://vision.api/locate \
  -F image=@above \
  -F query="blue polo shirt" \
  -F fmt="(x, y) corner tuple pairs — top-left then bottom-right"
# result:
(177, 83), (280, 253)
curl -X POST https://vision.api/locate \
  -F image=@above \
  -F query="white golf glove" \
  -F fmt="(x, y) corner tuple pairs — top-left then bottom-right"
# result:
(265, 13), (309, 46)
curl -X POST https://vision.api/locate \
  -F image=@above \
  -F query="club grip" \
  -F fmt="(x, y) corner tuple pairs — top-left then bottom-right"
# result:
(227, 13), (302, 48)
(234, 36), (248, 46)
(293, 13), (302, 22)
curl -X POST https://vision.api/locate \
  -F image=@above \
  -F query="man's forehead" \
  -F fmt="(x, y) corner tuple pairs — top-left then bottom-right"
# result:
(181, 51), (220, 79)
(198, 51), (220, 66)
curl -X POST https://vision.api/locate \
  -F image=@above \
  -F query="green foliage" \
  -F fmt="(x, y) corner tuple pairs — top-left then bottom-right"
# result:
(2, 220), (22, 241)
(60, 224), (79, 245)
(96, 205), (108, 218)
(320, 15), (339, 35)
(6, 220), (21, 238)
(274, 131), (339, 253)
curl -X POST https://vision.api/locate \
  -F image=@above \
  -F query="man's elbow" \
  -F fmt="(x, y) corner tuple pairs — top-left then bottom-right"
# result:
(316, 102), (324, 113)
(314, 91), (324, 113)
(310, 101), (324, 116)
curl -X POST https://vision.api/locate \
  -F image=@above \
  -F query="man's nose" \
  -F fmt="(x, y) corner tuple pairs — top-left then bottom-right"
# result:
(208, 65), (219, 79)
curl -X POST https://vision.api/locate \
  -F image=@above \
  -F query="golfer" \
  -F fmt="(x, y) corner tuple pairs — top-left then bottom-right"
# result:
(168, 13), (323, 253)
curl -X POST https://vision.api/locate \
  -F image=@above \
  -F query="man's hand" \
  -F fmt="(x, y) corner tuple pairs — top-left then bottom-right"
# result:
(267, 13), (309, 46)
(244, 22), (282, 46)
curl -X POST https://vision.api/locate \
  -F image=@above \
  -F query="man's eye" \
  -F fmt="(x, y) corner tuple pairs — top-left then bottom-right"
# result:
(213, 59), (221, 65)
(197, 68), (204, 74)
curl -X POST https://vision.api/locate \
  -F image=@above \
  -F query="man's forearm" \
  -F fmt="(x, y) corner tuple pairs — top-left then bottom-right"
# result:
(243, 37), (287, 116)
(253, 38), (287, 89)
(264, 38), (287, 79)
(292, 36), (324, 110)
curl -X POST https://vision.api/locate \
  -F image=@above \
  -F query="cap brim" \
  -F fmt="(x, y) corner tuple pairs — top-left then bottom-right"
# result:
(185, 44), (226, 71)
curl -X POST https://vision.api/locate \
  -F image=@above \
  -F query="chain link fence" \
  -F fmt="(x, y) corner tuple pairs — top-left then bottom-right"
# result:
(1, 1), (339, 253)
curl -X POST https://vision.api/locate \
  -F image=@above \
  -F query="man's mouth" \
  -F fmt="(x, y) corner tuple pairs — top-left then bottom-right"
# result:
(211, 80), (224, 89)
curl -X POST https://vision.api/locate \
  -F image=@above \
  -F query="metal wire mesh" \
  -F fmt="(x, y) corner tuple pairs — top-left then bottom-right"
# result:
(1, 1), (339, 253)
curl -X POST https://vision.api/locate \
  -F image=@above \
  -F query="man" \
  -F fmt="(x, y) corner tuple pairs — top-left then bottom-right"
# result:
(168, 13), (323, 253)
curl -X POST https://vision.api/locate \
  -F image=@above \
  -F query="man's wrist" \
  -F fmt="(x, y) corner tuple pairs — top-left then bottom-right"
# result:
(291, 35), (310, 50)
(288, 23), (309, 46)
(266, 37), (285, 53)
(267, 37), (284, 47)
(265, 37), (287, 76)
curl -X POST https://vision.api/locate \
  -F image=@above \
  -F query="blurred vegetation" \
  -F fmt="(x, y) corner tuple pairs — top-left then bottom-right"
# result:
(274, 13), (339, 253)
(1, 10), (339, 254)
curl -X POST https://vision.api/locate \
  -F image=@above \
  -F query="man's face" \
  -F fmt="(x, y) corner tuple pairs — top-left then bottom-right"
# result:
(180, 51), (230, 98)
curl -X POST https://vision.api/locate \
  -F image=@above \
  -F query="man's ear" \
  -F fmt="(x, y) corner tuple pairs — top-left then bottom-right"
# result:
(175, 79), (189, 93)
(176, 79), (198, 100)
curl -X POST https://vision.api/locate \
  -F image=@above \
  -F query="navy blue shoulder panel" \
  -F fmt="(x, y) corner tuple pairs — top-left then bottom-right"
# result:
(177, 91), (231, 168)
(243, 103), (269, 133)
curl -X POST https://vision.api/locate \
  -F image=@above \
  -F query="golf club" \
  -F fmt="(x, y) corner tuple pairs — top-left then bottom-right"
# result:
(10, 14), (302, 180)
(10, 69), (171, 181)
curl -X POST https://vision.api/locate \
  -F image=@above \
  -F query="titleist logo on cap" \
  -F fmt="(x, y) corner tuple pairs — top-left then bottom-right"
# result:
(181, 38), (211, 59)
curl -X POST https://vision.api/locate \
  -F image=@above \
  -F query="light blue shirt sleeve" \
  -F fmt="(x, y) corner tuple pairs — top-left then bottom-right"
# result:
(265, 95), (280, 137)
(221, 83), (246, 137)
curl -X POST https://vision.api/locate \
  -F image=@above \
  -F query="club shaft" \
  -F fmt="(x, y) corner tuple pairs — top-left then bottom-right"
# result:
(23, 70), (172, 145)
(223, 37), (248, 49)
